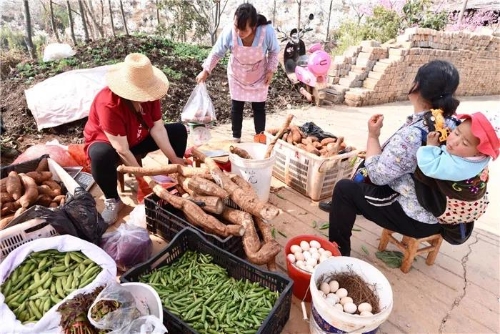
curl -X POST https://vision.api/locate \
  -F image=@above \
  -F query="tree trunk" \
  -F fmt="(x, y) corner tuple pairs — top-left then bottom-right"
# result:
(99, 0), (105, 28)
(458, 0), (468, 24)
(296, 0), (301, 32)
(66, 1), (77, 45)
(78, 0), (89, 41)
(211, 1), (221, 45)
(23, 0), (36, 59)
(49, 1), (61, 42)
(272, 0), (276, 25)
(119, 0), (129, 36)
(108, 0), (116, 37)
(326, 0), (333, 41)
(156, 0), (161, 25)
(83, 0), (104, 37)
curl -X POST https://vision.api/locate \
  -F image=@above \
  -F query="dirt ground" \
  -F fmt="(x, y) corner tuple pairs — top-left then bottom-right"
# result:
(0, 35), (306, 166)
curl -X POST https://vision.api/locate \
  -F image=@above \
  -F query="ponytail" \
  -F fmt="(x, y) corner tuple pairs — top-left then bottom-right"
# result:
(257, 14), (271, 27)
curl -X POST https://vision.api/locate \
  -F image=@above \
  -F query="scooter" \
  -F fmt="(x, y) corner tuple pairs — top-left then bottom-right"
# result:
(277, 14), (332, 105)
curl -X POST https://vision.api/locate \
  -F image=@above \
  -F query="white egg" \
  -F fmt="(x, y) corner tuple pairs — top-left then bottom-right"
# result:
(306, 257), (317, 267)
(358, 302), (373, 313)
(335, 288), (348, 298)
(320, 282), (330, 294)
(294, 251), (305, 261)
(304, 265), (314, 273)
(343, 302), (357, 314)
(312, 252), (321, 260)
(295, 260), (305, 267)
(329, 280), (339, 293)
(303, 250), (312, 260)
(340, 297), (353, 305)
(326, 294), (339, 304)
(360, 311), (373, 317)
(309, 247), (319, 254)
(334, 304), (344, 312)
(290, 244), (302, 254)
(323, 250), (333, 257)
(326, 297), (337, 306)
(309, 240), (321, 248)
(318, 247), (325, 254)
(300, 240), (310, 251)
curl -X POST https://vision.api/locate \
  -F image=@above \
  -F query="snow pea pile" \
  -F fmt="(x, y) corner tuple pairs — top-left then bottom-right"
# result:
(139, 251), (279, 334)
(1, 249), (101, 323)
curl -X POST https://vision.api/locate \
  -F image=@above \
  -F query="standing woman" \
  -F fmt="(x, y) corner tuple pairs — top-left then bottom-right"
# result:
(196, 3), (280, 143)
(84, 53), (187, 225)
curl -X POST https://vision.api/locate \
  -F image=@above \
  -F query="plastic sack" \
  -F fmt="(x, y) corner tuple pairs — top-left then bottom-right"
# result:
(181, 83), (216, 123)
(13, 143), (79, 167)
(299, 121), (337, 141)
(88, 281), (142, 331)
(68, 143), (91, 172)
(43, 43), (76, 62)
(128, 204), (147, 229)
(118, 316), (168, 334)
(0, 235), (117, 334)
(100, 223), (152, 271)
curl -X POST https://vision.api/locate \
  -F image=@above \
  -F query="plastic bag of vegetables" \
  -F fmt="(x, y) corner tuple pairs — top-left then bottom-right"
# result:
(181, 83), (216, 123)
(100, 223), (152, 271)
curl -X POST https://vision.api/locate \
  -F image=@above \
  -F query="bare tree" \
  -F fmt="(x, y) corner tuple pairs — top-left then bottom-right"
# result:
(458, 0), (468, 24)
(326, 0), (333, 41)
(108, 0), (116, 37)
(296, 0), (302, 32)
(119, 0), (129, 36)
(78, 0), (89, 41)
(83, 0), (104, 37)
(156, 0), (161, 25)
(66, 1), (77, 45)
(272, 0), (276, 26)
(23, 0), (36, 59)
(49, 0), (61, 42)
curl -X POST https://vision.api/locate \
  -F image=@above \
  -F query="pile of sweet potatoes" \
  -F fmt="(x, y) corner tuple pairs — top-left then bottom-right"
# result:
(0, 158), (65, 228)
(266, 125), (355, 157)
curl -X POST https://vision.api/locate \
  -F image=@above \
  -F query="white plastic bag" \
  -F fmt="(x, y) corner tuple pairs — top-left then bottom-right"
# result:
(43, 43), (76, 62)
(119, 316), (168, 334)
(0, 235), (117, 334)
(181, 83), (216, 123)
(128, 204), (147, 229)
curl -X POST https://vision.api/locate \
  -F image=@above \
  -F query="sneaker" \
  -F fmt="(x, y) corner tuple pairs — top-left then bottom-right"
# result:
(101, 198), (124, 224)
(319, 200), (332, 213)
(231, 137), (241, 143)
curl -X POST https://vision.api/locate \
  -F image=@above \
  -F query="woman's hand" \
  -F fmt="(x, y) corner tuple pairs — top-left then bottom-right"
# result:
(368, 114), (384, 139)
(264, 71), (273, 85)
(169, 156), (186, 166)
(196, 70), (209, 83)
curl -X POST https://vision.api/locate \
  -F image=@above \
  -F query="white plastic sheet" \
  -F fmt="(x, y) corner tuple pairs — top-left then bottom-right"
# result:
(25, 66), (110, 130)
(0, 235), (117, 334)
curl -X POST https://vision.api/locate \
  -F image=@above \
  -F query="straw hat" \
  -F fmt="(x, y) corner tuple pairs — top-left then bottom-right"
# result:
(106, 53), (169, 102)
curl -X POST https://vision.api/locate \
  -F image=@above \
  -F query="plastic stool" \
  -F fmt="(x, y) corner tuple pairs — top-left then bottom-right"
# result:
(117, 154), (144, 192)
(378, 228), (443, 273)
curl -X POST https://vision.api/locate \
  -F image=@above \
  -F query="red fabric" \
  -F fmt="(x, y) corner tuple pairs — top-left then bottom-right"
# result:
(83, 87), (162, 157)
(13, 144), (79, 167)
(67, 144), (91, 173)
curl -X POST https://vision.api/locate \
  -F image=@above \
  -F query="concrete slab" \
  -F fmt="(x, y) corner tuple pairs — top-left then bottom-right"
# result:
(92, 95), (500, 333)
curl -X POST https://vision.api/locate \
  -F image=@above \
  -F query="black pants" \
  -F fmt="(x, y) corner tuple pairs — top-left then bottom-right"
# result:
(328, 179), (442, 256)
(231, 100), (266, 139)
(88, 123), (187, 199)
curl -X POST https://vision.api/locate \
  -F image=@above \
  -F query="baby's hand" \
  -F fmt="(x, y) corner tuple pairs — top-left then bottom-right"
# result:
(427, 131), (440, 146)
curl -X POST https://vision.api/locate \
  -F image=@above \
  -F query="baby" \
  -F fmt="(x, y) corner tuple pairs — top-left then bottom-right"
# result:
(417, 111), (500, 182)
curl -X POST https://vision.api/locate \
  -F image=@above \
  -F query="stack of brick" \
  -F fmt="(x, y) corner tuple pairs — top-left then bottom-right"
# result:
(338, 28), (499, 107)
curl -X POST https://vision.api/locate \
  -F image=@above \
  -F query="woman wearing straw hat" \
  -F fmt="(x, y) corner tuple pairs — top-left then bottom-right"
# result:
(84, 53), (187, 224)
(196, 3), (280, 143)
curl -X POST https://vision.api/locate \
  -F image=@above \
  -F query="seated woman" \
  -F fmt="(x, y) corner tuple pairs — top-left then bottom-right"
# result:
(326, 60), (464, 256)
(84, 53), (187, 225)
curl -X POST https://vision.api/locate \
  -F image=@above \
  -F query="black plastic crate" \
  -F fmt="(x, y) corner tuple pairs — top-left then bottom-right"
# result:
(144, 193), (244, 257)
(0, 154), (49, 178)
(121, 227), (293, 334)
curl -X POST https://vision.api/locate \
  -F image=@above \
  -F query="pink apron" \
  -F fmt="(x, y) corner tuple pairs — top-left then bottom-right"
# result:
(227, 27), (268, 102)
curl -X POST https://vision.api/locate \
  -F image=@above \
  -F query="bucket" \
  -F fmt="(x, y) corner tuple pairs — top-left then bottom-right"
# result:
(309, 257), (393, 333)
(229, 143), (275, 202)
(121, 282), (163, 321)
(285, 235), (341, 302)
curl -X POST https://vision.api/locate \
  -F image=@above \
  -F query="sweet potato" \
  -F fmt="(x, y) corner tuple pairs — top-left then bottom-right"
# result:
(53, 194), (66, 205)
(25, 171), (53, 184)
(38, 184), (59, 198)
(18, 173), (38, 208)
(0, 215), (15, 230)
(42, 180), (62, 196)
(35, 194), (53, 207)
(35, 158), (49, 172)
(289, 125), (303, 143)
(229, 146), (253, 159)
(282, 132), (289, 142)
(14, 206), (27, 217)
(6, 171), (23, 200)
(1, 192), (13, 204)
(0, 178), (7, 192)
(265, 127), (280, 136)
(265, 114), (294, 158)
(321, 137), (337, 146)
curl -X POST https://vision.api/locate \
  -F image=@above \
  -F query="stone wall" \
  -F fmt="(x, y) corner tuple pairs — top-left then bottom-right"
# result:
(325, 28), (500, 107)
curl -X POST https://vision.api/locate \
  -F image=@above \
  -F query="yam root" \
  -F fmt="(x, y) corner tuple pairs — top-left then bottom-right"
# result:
(245, 241), (281, 265)
(189, 195), (224, 215)
(116, 164), (178, 176)
(145, 176), (244, 238)
(265, 114), (295, 158)
(189, 176), (229, 199)
(177, 175), (194, 196)
(222, 208), (261, 253)
(229, 174), (257, 197)
(35, 158), (49, 172)
(6, 171), (23, 200)
(38, 184), (60, 198)
(0, 215), (15, 230)
(177, 165), (209, 177)
(255, 216), (279, 271)
(229, 146), (253, 159)
(42, 180), (62, 194)
(25, 171), (53, 184)
(192, 148), (280, 221)
(18, 174), (38, 208)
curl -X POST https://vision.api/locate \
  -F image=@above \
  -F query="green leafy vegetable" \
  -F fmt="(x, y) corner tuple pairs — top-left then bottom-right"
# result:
(375, 251), (404, 268)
